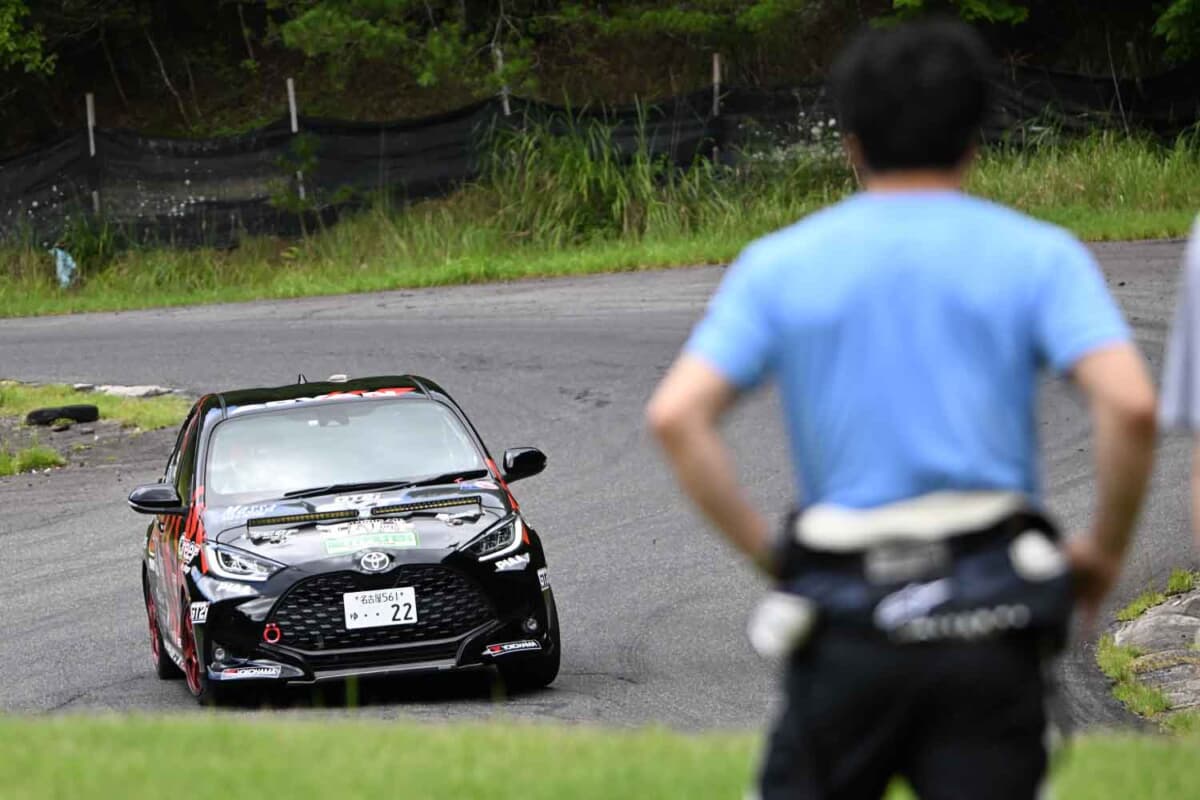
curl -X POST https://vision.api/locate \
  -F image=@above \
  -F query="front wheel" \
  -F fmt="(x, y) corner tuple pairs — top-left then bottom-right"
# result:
(498, 600), (561, 693)
(143, 573), (182, 680)
(181, 598), (227, 706)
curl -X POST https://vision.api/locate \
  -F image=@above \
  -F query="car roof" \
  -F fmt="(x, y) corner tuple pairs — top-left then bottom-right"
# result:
(213, 375), (449, 412)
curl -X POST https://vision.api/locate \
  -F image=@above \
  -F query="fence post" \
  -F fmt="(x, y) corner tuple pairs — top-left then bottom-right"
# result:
(711, 53), (722, 162)
(286, 77), (306, 201)
(493, 45), (512, 117)
(86, 93), (100, 214)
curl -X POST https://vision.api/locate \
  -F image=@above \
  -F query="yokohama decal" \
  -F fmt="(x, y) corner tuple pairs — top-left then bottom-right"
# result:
(483, 639), (541, 656)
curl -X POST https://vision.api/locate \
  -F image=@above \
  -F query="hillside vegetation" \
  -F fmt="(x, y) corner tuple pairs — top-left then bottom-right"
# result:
(0, 1), (1196, 150)
(2, 131), (1197, 318)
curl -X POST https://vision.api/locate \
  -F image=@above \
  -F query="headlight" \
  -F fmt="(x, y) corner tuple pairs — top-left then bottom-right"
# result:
(465, 518), (523, 560)
(204, 543), (284, 582)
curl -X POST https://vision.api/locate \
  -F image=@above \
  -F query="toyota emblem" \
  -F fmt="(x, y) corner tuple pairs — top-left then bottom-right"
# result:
(359, 551), (390, 573)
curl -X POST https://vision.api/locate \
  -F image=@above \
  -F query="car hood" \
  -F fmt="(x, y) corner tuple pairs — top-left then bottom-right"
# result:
(204, 483), (512, 564)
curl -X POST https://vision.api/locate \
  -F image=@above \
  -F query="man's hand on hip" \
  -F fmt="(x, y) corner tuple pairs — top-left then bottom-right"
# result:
(646, 354), (775, 575)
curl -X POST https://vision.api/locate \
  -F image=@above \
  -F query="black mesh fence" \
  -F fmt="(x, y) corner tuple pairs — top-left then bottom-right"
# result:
(1, 63), (1196, 248)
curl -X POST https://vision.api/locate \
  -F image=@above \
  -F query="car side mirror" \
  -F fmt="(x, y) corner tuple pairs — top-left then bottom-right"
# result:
(128, 483), (187, 515)
(502, 447), (546, 483)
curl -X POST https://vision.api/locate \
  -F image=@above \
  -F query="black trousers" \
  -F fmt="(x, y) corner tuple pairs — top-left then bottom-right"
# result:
(758, 629), (1049, 800)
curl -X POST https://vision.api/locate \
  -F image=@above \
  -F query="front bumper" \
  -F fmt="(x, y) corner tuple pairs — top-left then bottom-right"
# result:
(191, 551), (555, 685)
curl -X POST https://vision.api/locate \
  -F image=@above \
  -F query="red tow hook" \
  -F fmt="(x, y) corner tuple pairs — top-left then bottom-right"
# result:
(263, 623), (282, 644)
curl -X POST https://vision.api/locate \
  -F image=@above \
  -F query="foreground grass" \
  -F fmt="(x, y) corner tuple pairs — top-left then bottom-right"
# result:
(0, 381), (189, 430)
(0, 716), (1198, 799)
(0, 444), (66, 476)
(2, 134), (1198, 319)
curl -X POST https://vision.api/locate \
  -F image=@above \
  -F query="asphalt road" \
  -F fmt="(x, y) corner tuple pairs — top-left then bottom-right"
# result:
(1, 242), (1196, 732)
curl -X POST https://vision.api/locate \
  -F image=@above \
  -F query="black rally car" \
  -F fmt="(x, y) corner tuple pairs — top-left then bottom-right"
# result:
(131, 375), (559, 703)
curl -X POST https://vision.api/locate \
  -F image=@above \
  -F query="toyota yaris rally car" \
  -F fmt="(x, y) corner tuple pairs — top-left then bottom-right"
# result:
(132, 375), (559, 704)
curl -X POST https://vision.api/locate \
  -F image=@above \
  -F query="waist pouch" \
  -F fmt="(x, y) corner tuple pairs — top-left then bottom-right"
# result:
(774, 508), (1074, 651)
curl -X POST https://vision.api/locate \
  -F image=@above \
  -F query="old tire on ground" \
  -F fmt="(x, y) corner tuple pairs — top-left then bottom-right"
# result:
(25, 404), (99, 426)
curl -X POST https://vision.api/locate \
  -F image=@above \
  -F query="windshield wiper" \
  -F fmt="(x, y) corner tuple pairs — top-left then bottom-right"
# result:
(403, 469), (489, 488)
(280, 470), (490, 500)
(281, 480), (416, 500)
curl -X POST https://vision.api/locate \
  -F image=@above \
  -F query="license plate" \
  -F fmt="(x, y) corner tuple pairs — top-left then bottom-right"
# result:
(343, 587), (417, 630)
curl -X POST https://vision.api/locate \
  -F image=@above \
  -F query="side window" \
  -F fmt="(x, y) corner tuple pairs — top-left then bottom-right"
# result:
(174, 415), (200, 499)
(162, 409), (195, 484)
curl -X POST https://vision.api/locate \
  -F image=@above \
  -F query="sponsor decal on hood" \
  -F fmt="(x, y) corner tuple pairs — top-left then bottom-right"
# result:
(315, 493), (383, 513)
(221, 503), (279, 522)
(325, 531), (419, 555)
(460, 479), (499, 491)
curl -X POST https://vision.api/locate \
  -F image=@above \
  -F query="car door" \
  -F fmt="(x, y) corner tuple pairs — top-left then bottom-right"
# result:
(152, 407), (199, 649)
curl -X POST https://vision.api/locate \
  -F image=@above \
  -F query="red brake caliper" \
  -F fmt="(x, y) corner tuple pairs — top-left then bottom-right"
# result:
(182, 608), (202, 694)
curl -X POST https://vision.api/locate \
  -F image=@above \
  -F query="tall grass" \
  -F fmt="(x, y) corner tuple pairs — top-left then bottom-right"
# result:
(1, 125), (1198, 318)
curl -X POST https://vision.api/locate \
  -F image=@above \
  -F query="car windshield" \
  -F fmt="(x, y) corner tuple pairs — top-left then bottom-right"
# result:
(205, 398), (485, 503)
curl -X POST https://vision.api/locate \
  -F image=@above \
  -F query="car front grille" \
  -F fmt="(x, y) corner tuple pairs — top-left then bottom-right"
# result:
(270, 566), (494, 651)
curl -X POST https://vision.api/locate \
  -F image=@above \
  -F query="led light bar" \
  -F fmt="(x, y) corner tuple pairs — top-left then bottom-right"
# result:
(246, 509), (360, 527)
(369, 496), (482, 517)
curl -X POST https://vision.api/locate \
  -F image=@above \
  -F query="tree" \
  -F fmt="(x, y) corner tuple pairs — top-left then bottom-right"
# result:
(0, 0), (53, 75)
(890, 0), (1029, 25)
(1155, 0), (1200, 61)
(276, 1), (818, 92)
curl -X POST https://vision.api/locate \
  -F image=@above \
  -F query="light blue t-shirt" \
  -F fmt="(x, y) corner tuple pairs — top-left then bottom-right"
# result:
(686, 191), (1129, 509)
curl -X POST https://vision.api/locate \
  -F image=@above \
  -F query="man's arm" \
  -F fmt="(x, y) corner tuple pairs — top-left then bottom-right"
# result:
(646, 355), (774, 572)
(1066, 342), (1158, 625)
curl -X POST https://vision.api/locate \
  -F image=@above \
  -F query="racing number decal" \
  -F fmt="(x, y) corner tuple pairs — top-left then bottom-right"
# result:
(391, 601), (416, 623)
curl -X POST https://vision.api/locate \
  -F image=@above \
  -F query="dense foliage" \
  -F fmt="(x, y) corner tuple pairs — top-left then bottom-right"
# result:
(0, 1), (1195, 147)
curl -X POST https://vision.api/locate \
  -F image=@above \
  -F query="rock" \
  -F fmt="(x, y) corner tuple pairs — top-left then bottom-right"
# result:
(1134, 651), (1200, 710)
(72, 383), (94, 392)
(51, 421), (71, 432)
(1114, 591), (1200, 652)
(95, 384), (174, 398)
(77, 427), (94, 435)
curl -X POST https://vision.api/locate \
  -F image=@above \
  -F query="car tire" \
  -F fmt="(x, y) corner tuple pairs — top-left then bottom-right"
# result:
(143, 573), (183, 680)
(498, 600), (561, 693)
(25, 404), (99, 426)
(181, 596), (228, 706)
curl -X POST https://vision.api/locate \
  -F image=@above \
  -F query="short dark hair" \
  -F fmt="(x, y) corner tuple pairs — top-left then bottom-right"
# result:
(831, 20), (994, 173)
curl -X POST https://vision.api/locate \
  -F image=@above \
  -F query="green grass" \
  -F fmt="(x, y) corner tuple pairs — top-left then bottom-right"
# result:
(1162, 710), (1200, 736)
(1115, 568), (1200, 622)
(0, 381), (189, 430)
(1097, 634), (1143, 683)
(1096, 634), (1173, 718)
(1114, 679), (1174, 718)
(0, 444), (66, 476)
(1118, 589), (1169, 622)
(0, 716), (1198, 800)
(2, 132), (1199, 319)
(1166, 569), (1199, 596)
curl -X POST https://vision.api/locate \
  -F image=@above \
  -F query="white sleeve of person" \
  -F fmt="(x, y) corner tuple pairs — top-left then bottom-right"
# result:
(1161, 217), (1200, 430)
